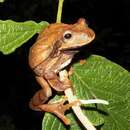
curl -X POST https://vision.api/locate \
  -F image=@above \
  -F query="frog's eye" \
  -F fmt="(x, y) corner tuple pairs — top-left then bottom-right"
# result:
(63, 31), (72, 40)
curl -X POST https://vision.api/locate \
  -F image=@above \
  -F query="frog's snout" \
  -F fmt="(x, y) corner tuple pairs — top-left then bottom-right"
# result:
(85, 28), (95, 42)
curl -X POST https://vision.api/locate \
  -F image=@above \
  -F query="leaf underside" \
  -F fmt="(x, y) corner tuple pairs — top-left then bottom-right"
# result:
(42, 55), (130, 130)
(0, 20), (49, 54)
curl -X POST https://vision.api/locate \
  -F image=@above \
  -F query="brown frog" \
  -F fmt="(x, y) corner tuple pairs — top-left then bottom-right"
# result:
(29, 18), (95, 125)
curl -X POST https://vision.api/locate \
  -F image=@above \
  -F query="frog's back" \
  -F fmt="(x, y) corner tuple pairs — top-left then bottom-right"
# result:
(29, 23), (71, 69)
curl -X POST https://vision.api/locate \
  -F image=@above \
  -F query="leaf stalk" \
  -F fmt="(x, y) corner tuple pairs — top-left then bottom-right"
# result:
(56, 0), (64, 23)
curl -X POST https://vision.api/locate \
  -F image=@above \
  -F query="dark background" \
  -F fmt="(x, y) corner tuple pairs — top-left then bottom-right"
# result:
(0, 0), (130, 130)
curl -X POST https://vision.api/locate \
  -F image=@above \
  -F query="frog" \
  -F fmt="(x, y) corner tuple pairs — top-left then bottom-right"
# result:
(29, 18), (95, 125)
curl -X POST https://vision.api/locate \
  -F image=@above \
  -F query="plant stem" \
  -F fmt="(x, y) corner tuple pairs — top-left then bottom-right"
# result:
(59, 70), (96, 130)
(56, 0), (64, 23)
(65, 88), (96, 130)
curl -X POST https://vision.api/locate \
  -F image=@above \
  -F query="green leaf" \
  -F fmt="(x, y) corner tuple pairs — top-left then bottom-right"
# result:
(71, 55), (130, 130)
(0, 0), (5, 3)
(42, 55), (130, 130)
(0, 20), (49, 54)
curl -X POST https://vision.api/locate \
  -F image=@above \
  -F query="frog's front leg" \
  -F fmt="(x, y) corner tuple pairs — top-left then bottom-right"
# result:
(44, 70), (72, 92)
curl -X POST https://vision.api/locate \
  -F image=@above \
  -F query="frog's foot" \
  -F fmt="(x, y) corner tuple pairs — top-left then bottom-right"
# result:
(38, 97), (79, 125)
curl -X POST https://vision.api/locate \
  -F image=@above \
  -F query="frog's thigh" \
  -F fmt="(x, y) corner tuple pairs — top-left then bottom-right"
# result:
(36, 76), (52, 97)
(29, 76), (52, 111)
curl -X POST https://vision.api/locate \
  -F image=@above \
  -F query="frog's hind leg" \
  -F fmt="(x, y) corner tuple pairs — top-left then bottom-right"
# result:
(29, 75), (76, 125)
(38, 97), (78, 125)
(29, 76), (52, 111)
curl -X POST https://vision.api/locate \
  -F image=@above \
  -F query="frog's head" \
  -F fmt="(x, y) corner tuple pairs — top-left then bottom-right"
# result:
(29, 18), (95, 69)
(59, 18), (95, 50)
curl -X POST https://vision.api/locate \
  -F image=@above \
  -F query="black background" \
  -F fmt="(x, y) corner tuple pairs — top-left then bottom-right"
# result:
(0, 0), (130, 130)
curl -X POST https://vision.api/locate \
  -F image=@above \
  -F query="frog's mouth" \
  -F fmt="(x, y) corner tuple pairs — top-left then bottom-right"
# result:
(60, 44), (86, 53)
(60, 47), (81, 55)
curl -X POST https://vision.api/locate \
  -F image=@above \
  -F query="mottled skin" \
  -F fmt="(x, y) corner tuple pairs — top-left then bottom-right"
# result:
(29, 18), (95, 125)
